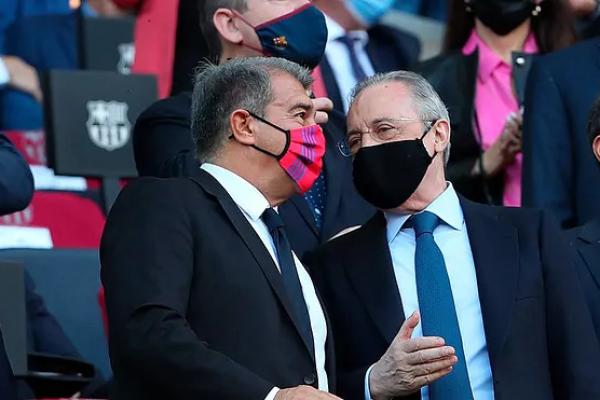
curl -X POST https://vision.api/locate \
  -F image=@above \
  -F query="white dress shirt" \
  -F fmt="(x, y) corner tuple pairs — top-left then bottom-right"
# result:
(201, 163), (329, 400)
(365, 184), (494, 400)
(0, 58), (10, 87)
(324, 15), (375, 113)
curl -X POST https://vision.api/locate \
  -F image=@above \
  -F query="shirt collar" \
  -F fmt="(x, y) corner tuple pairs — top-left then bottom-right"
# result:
(462, 29), (538, 84)
(384, 183), (464, 244)
(201, 163), (270, 222)
(324, 13), (369, 46)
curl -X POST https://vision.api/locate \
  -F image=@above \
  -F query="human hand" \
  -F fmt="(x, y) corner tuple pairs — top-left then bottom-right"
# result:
(274, 385), (342, 400)
(369, 312), (457, 399)
(2, 56), (43, 102)
(312, 97), (333, 125)
(481, 111), (522, 177)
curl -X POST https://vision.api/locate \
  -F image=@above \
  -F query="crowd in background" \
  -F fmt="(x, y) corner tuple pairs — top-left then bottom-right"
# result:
(0, 0), (600, 399)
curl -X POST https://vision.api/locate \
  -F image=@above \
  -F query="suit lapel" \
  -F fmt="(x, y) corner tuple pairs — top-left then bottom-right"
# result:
(189, 172), (316, 361)
(577, 220), (600, 288)
(345, 213), (405, 343)
(319, 58), (344, 115)
(460, 198), (520, 367)
(288, 195), (319, 238)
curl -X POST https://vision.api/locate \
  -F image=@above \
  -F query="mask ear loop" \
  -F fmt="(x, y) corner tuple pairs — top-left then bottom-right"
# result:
(247, 111), (292, 160)
(230, 10), (270, 55)
(420, 120), (438, 161)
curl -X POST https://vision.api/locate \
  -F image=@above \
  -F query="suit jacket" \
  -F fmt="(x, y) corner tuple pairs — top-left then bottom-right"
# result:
(132, 92), (375, 257)
(0, 133), (34, 215)
(522, 38), (600, 228)
(307, 198), (600, 400)
(100, 172), (336, 399)
(320, 24), (421, 133)
(566, 219), (600, 342)
(414, 50), (535, 205)
(0, 329), (18, 400)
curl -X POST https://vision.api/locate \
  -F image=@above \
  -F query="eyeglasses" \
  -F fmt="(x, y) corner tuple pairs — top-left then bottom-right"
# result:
(338, 119), (436, 157)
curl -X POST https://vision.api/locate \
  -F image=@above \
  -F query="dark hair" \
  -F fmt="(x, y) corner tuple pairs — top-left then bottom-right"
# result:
(198, 0), (248, 59)
(191, 57), (313, 162)
(588, 95), (600, 150)
(444, 0), (577, 53)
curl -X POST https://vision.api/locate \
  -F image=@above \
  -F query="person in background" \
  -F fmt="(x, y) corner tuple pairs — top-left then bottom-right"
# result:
(101, 57), (340, 400)
(522, 36), (600, 227)
(570, 0), (600, 38)
(308, 70), (600, 400)
(415, 0), (575, 206)
(393, 0), (448, 21)
(133, 0), (374, 258)
(566, 95), (600, 341)
(312, 0), (420, 128)
(0, 0), (126, 130)
(0, 329), (18, 400)
(110, 0), (209, 97)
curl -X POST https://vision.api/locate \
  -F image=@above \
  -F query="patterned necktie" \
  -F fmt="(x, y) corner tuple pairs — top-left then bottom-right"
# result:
(412, 211), (474, 400)
(336, 35), (369, 83)
(262, 208), (314, 351)
(304, 172), (327, 232)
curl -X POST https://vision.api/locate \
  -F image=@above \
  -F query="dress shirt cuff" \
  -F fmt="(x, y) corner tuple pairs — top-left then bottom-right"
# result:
(364, 364), (375, 400)
(265, 387), (279, 400)
(0, 58), (9, 87)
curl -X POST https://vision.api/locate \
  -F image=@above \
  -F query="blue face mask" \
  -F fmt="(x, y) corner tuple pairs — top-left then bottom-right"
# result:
(345, 0), (395, 26)
(234, 4), (328, 70)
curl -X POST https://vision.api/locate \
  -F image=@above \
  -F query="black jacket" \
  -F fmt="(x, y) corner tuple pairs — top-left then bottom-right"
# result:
(132, 92), (374, 257)
(522, 38), (600, 227)
(100, 172), (336, 399)
(415, 50), (534, 205)
(0, 133), (34, 216)
(308, 198), (600, 400)
(566, 219), (600, 342)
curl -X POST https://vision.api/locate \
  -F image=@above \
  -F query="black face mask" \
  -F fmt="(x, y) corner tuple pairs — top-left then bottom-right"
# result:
(353, 128), (436, 210)
(470, 0), (535, 36)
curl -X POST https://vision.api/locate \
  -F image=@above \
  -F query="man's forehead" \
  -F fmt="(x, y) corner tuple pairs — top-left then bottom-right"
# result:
(350, 82), (415, 121)
(269, 73), (311, 107)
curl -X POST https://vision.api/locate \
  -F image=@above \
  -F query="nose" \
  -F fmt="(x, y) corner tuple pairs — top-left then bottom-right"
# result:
(361, 132), (379, 148)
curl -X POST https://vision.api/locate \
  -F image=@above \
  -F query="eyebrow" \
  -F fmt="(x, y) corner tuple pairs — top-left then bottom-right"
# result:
(347, 117), (399, 136)
(287, 100), (313, 113)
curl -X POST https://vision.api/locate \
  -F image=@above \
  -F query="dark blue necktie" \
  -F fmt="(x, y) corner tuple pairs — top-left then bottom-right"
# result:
(412, 211), (474, 400)
(262, 208), (314, 351)
(336, 35), (369, 83)
(304, 172), (327, 231)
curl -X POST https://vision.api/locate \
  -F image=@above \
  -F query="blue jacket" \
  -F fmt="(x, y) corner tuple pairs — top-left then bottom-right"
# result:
(0, 133), (33, 215)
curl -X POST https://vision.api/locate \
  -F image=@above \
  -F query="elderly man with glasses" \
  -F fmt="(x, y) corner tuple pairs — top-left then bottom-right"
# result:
(308, 70), (600, 400)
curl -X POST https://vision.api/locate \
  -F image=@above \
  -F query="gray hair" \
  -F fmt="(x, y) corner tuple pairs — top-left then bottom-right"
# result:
(349, 70), (452, 164)
(191, 57), (313, 163)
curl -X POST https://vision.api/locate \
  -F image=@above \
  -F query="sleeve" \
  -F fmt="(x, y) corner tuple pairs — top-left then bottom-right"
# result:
(540, 211), (600, 398)
(0, 133), (34, 216)
(522, 59), (575, 227)
(264, 387), (280, 400)
(132, 99), (201, 178)
(25, 272), (80, 358)
(100, 179), (275, 399)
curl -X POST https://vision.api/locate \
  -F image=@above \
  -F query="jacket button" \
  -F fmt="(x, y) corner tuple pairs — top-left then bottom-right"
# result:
(515, 56), (525, 66)
(303, 373), (316, 385)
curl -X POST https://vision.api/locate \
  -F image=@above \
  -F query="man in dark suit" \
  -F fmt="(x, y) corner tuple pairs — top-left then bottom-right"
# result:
(308, 71), (600, 399)
(133, 0), (374, 257)
(0, 329), (18, 400)
(522, 37), (600, 228)
(0, 133), (33, 215)
(101, 57), (341, 399)
(312, 0), (420, 123)
(567, 95), (600, 341)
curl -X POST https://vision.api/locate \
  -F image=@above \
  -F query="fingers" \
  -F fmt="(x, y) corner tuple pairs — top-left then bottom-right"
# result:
(413, 356), (458, 377)
(406, 346), (455, 365)
(412, 366), (454, 388)
(312, 97), (334, 113)
(315, 110), (329, 125)
(397, 311), (421, 341)
(402, 335), (446, 353)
